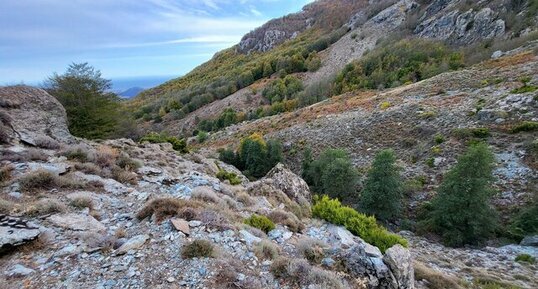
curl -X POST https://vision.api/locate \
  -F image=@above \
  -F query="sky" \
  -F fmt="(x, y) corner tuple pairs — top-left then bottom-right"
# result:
(0, 0), (314, 86)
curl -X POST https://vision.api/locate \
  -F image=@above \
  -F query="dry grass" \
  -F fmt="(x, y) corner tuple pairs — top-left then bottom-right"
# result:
(34, 136), (60, 150)
(94, 146), (119, 168)
(268, 209), (304, 232)
(297, 238), (327, 264)
(24, 198), (67, 217)
(1, 149), (48, 162)
(68, 192), (94, 210)
(111, 167), (137, 185)
(116, 153), (143, 171)
(18, 170), (85, 192)
(414, 262), (463, 289)
(192, 187), (224, 206)
(61, 145), (94, 162)
(74, 162), (103, 175)
(270, 257), (344, 289)
(177, 206), (201, 221)
(181, 239), (214, 259)
(254, 240), (279, 260)
(199, 208), (232, 230)
(0, 164), (13, 184)
(0, 124), (10, 144)
(136, 198), (197, 222)
(0, 198), (16, 214)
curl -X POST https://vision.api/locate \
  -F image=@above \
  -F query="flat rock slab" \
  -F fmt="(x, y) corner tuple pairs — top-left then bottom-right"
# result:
(0, 215), (41, 252)
(48, 213), (105, 232)
(115, 234), (149, 255)
(170, 218), (190, 235)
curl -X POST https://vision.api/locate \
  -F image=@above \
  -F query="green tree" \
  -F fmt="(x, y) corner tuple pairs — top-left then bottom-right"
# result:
(359, 149), (403, 221)
(44, 63), (121, 139)
(426, 143), (498, 247)
(303, 149), (358, 202)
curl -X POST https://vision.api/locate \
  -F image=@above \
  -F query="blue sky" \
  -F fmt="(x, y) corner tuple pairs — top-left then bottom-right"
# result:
(0, 0), (314, 85)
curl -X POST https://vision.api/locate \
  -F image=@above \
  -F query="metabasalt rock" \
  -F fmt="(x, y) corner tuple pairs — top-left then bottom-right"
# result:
(0, 85), (73, 145)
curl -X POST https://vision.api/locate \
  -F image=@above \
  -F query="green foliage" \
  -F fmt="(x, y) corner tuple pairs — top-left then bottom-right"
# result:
(302, 149), (358, 202)
(197, 131), (209, 143)
(197, 108), (243, 133)
(423, 143), (498, 247)
(508, 200), (538, 241)
(360, 150), (403, 221)
(434, 134), (445, 144)
(45, 63), (124, 139)
(511, 121), (538, 133)
(312, 196), (408, 253)
(515, 254), (536, 264)
(244, 214), (276, 233)
(219, 134), (282, 179)
(216, 169), (241, 185)
(140, 132), (188, 153)
(511, 77), (537, 94)
(262, 75), (304, 104)
(452, 127), (490, 139)
(181, 240), (214, 259)
(333, 38), (464, 93)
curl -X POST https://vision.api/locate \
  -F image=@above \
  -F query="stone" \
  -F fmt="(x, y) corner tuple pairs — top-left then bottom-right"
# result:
(115, 235), (149, 255)
(491, 50), (503, 59)
(239, 230), (261, 245)
(0, 86), (73, 145)
(188, 220), (203, 227)
(171, 218), (190, 236)
(520, 236), (538, 247)
(383, 245), (414, 289)
(48, 213), (106, 232)
(328, 225), (357, 247)
(27, 162), (69, 175)
(264, 163), (311, 203)
(5, 264), (35, 277)
(0, 215), (41, 252)
(321, 257), (336, 267)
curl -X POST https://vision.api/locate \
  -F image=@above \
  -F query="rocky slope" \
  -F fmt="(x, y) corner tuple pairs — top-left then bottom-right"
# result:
(0, 86), (419, 288)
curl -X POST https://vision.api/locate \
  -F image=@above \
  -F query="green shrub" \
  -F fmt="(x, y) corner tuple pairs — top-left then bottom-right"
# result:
(216, 169), (241, 185)
(515, 254), (535, 264)
(197, 131), (209, 143)
(360, 149), (403, 221)
(262, 75), (304, 104)
(219, 133), (282, 179)
(508, 201), (538, 241)
(312, 195), (408, 253)
(244, 214), (276, 233)
(423, 143), (498, 247)
(181, 240), (214, 259)
(511, 121), (538, 133)
(452, 127), (490, 139)
(434, 134), (445, 144)
(302, 149), (358, 202)
(140, 132), (188, 153)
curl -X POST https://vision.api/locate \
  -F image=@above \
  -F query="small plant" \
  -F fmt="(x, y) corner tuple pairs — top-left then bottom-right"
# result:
(116, 153), (142, 171)
(244, 214), (275, 233)
(197, 131), (209, 143)
(136, 198), (186, 222)
(62, 145), (92, 162)
(69, 193), (94, 210)
(452, 127), (490, 139)
(515, 254), (535, 264)
(0, 164), (13, 184)
(216, 169), (241, 185)
(431, 146), (442, 155)
(24, 199), (67, 217)
(419, 111), (437, 119)
(140, 132), (188, 153)
(511, 121), (538, 133)
(254, 240), (279, 260)
(434, 134), (445, 144)
(380, 101), (392, 110)
(34, 136), (60, 150)
(181, 239), (214, 259)
(18, 170), (84, 192)
(511, 77), (538, 94)
(297, 238), (326, 264)
(312, 196), (408, 253)
(268, 210), (304, 232)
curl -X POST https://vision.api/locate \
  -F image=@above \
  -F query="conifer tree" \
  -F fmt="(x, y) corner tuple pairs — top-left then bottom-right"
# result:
(360, 149), (403, 221)
(428, 143), (498, 247)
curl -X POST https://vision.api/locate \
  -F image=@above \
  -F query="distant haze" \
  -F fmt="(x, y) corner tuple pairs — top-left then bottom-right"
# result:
(111, 75), (177, 92)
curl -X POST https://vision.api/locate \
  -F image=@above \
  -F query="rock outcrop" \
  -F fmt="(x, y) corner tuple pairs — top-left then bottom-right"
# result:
(264, 163), (311, 203)
(0, 85), (73, 146)
(0, 215), (41, 254)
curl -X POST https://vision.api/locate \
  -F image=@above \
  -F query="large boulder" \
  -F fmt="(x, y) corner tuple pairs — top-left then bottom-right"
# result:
(0, 85), (73, 145)
(0, 215), (41, 254)
(264, 163), (311, 203)
(383, 245), (414, 289)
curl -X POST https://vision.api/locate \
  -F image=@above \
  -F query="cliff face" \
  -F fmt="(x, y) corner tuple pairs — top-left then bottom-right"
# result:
(0, 85), (74, 146)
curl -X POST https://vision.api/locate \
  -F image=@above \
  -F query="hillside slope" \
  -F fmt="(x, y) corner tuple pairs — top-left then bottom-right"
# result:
(129, 0), (537, 138)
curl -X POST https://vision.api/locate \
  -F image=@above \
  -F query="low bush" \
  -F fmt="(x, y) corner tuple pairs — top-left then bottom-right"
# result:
(515, 254), (535, 264)
(0, 164), (13, 184)
(136, 198), (187, 222)
(297, 238), (327, 264)
(34, 136), (61, 150)
(69, 193), (94, 210)
(0, 198), (15, 214)
(312, 195), (408, 253)
(268, 209), (304, 232)
(508, 201), (538, 242)
(254, 240), (279, 260)
(270, 257), (344, 289)
(18, 170), (85, 192)
(452, 127), (490, 139)
(24, 198), (67, 217)
(511, 121), (538, 133)
(116, 153), (143, 171)
(62, 145), (93, 162)
(216, 169), (241, 185)
(140, 132), (188, 153)
(244, 214), (275, 233)
(181, 239), (214, 259)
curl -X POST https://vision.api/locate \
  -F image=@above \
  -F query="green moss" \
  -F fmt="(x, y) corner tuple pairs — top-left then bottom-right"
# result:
(244, 214), (276, 233)
(312, 196), (408, 253)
